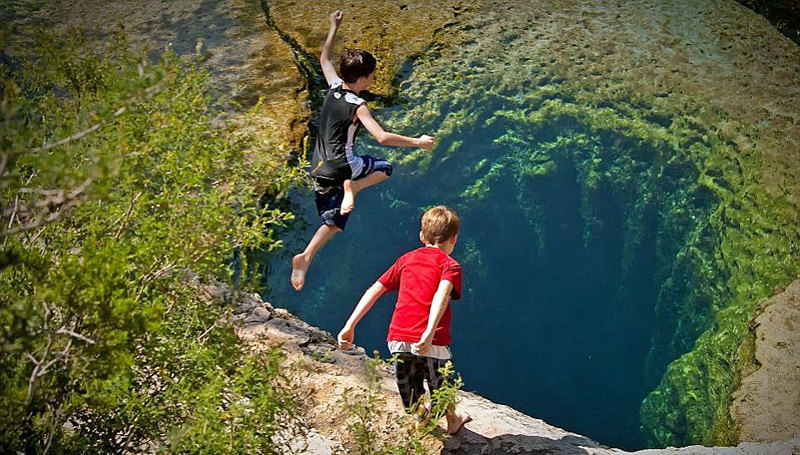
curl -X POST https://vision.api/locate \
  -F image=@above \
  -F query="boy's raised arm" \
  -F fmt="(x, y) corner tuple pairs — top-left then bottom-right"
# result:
(356, 104), (435, 150)
(338, 281), (387, 349)
(321, 10), (343, 86)
(412, 280), (453, 355)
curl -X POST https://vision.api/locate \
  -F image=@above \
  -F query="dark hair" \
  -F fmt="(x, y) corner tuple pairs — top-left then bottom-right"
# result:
(421, 206), (460, 244)
(339, 49), (376, 83)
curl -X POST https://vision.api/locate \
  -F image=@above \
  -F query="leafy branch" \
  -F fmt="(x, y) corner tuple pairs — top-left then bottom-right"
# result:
(0, 27), (305, 454)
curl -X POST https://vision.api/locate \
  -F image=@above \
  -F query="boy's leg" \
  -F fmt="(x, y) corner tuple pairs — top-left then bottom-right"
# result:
(293, 184), (349, 291)
(444, 402), (472, 435)
(394, 353), (425, 411)
(340, 171), (389, 214)
(424, 358), (471, 434)
(291, 224), (341, 291)
(341, 156), (393, 214)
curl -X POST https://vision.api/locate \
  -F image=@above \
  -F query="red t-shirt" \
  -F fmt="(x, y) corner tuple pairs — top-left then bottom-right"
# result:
(378, 246), (463, 346)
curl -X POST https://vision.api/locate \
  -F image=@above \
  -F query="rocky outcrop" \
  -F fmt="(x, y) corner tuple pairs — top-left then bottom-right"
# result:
(731, 278), (800, 443)
(207, 280), (800, 454)
(262, 0), (480, 100)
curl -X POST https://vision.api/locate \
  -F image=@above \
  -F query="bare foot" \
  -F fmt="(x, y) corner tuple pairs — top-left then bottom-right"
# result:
(446, 412), (472, 435)
(340, 189), (355, 215)
(291, 254), (309, 291)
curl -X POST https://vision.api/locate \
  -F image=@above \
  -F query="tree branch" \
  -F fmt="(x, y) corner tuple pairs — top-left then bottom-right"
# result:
(0, 152), (8, 179)
(7, 195), (19, 230)
(113, 192), (142, 240)
(56, 327), (97, 344)
(29, 76), (164, 154)
(31, 105), (129, 154)
(26, 330), (57, 407)
(56, 327), (96, 345)
(33, 123), (102, 153)
(3, 178), (92, 237)
(136, 259), (177, 301)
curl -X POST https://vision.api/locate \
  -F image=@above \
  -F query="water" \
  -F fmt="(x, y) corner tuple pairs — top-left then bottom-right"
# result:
(264, 2), (734, 450)
(267, 117), (699, 450)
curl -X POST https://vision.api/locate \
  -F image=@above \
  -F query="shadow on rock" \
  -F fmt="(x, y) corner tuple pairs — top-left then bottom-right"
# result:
(444, 427), (610, 455)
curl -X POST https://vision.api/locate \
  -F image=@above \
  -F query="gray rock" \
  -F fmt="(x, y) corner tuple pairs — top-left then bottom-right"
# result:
(629, 438), (800, 455)
(288, 429), (342, 455)
(265, 318), (312, 346)
(243, 306), (272, 325)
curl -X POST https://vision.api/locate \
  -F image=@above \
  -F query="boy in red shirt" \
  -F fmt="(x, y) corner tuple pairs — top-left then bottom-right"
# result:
(337, 206), (471, 434)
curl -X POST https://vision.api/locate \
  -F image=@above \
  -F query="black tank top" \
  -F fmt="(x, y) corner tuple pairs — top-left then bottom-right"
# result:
(311, 78), (366, 186)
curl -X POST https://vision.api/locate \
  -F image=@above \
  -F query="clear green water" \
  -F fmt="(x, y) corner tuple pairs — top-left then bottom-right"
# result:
(264, 8), (730, 450)
(267, 108), (714, 450)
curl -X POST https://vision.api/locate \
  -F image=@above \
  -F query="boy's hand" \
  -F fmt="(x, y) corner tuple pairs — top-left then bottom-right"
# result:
(411, 331), (434, 355)
(330, 10), (343, 29)
(337, 326), (354, 350)
(416, 134), (435, 151)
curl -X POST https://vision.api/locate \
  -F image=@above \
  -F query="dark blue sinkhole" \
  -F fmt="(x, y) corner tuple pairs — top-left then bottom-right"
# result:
(264, 112), (714, 450)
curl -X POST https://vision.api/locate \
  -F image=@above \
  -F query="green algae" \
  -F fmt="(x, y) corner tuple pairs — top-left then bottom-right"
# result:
(381, 81), (795, 447)
(637, 135), (799, 444)
(366, 43), (799, 446)
(266, 0), (800, 447)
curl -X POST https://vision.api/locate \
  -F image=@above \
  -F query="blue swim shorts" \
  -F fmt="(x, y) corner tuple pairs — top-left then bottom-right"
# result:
(313, 155), (393, 231)
(314, 184), (349, 231)
(352, 154), (393, 180)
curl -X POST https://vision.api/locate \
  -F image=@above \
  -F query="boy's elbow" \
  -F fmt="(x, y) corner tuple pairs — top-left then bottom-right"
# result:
(369, 282), (387, 296)
(320, 49), (331, 62)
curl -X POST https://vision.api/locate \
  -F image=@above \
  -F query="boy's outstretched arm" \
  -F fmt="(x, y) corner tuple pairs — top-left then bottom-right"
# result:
(321, 10), (343, 86)
(338, 282), (387, 349)
(412, 280), (453, 355)
(357, 105), (435, 150)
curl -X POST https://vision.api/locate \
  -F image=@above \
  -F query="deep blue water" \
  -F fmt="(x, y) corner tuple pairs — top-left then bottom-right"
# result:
(266, 121), (662, 450)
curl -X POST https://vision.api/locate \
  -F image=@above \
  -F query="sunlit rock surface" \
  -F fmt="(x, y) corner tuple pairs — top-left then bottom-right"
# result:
(731, 278), (800, 443)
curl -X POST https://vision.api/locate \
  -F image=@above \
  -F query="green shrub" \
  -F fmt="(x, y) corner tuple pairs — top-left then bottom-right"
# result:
(339, 353), (463, 455)
(1, 27), (303, 454)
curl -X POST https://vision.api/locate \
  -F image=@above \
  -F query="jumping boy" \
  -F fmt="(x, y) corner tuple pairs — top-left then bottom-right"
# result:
(291, 10), (435, 291)
(337, 206), (472, 434)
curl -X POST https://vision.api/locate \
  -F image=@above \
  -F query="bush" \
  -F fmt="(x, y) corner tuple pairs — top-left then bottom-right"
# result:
(0, 27), (303, 454)
(339, 353), (463, 455)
